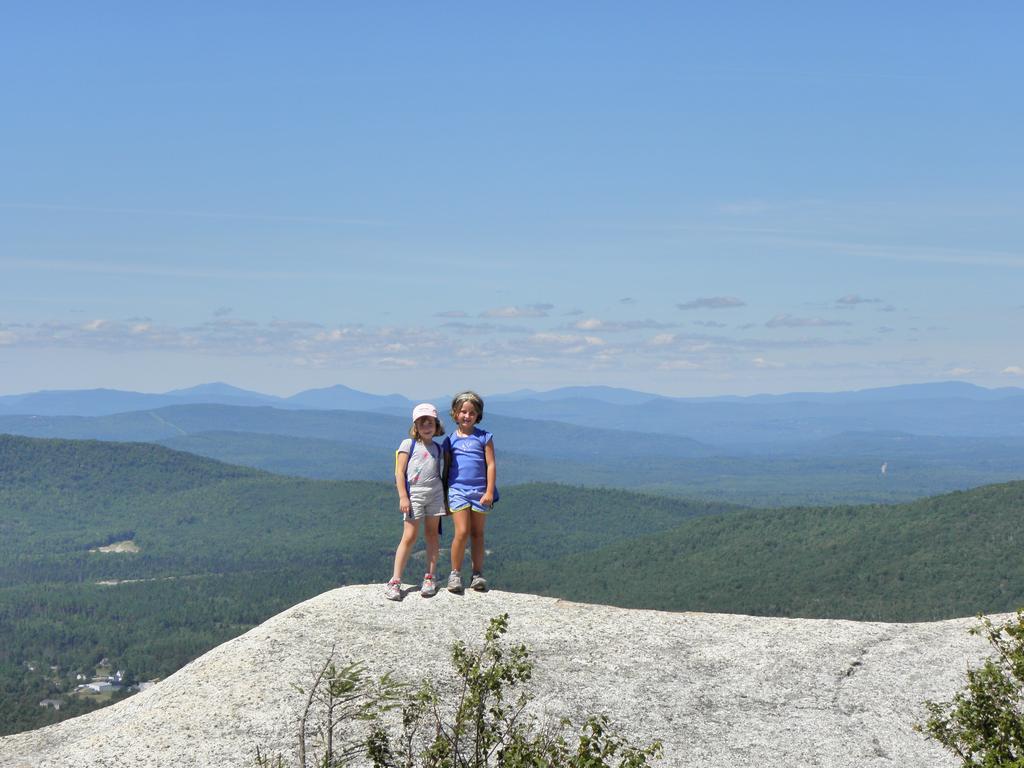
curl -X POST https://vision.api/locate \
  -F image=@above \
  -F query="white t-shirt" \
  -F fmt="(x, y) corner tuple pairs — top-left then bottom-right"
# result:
(398, 438), (444, 510)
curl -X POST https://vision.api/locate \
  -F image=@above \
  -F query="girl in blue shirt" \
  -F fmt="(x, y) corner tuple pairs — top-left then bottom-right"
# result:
(444, 390), (497, 593)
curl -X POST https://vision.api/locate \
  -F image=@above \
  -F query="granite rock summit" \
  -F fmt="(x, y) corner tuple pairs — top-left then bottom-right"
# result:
(0, 585), (994, 767)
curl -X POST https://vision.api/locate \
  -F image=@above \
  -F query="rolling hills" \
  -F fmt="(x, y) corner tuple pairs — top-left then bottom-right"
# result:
(2, 401), (1022, 506)
(503, 480), (1024, 621)
(2, 428), (1023, 735)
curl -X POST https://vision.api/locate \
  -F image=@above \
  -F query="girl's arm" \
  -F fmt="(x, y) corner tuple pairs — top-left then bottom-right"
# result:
(480, 439), (496, 508)
(395, 450), (411, 514)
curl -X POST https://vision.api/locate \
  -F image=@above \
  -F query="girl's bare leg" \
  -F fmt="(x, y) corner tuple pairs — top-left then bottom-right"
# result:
(449, 508), (471, 572)
(423, 515), (441, 576)
(470, 511), (487, 573)
(391, 519), (420, 582)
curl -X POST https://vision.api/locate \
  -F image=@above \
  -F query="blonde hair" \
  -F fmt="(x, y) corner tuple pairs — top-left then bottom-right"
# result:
(450, 390), (484, 424)
(409, 417), (445, 440)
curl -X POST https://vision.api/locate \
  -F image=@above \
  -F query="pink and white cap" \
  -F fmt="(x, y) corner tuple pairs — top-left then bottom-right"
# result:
(412, 403), (438, 421)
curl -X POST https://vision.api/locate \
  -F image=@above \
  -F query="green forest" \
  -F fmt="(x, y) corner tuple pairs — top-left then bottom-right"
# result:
(1, 433), (1023, 736)
(501, 481), (1024, 621)
(157, 428), (1024, 507)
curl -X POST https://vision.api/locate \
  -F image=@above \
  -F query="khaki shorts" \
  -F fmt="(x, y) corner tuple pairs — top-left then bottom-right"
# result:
(404, 497), (446, 521)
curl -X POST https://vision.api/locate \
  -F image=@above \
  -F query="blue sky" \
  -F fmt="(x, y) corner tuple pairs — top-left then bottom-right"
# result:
(2, 2), (1022, 398)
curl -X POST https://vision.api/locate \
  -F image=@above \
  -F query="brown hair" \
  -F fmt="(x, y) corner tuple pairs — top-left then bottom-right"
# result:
(450, 390), (484, 424)
(409, 417), (445, 440)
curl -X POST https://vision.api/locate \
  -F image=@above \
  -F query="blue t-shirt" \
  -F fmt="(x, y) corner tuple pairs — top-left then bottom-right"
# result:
(445, 428), (499, 510)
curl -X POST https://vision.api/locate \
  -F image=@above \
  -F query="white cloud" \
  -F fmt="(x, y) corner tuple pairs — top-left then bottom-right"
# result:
(512, 332), (609, 358)
(948, 367), (973, 376)
(592, 349), (623, 364)
(0, 308), (894, 386)
(836, 294), (882, 306)
(291, 355), (328, 368)
(441, 321), (530, 335)
(765, 314), (852, 328)
(677, 296), (746, 310)
(8, 316), (453, 367)
(642, 329), (868, 355)
(315, 328), (358, 342)
(482, 304), (553, 319)
(658, 360), (700, 371)
(376, 358), (417, 369)
(1003, 366), (1024, 377)
(504, 356), (545, 367)
(753, 356), (784, 369)
(528, 332), (603, 347)
(571, 318), (674, 333)
(270, 320), (324, 331)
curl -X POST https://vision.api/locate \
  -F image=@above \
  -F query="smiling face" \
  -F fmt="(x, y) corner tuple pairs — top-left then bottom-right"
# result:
(414, 416), (437, 440)
(454, 402), (479, 434)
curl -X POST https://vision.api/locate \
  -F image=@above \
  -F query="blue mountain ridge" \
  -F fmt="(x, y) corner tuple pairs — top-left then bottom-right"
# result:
(3, 380), (1020, 417)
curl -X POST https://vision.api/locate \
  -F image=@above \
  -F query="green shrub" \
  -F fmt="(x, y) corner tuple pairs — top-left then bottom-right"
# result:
(261, 614), (662, 767)
(256, 654), (405, 768)
(917, 610), (1024, 767)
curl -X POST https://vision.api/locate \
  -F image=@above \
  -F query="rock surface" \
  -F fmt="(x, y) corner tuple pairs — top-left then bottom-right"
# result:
(0, 585), (997, 767)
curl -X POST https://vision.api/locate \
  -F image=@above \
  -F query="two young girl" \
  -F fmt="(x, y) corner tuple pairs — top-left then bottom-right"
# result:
(385, 391), (497, 601)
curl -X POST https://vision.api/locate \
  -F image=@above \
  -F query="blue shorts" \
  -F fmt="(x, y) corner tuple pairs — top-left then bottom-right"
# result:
(448, 487), (495, 514)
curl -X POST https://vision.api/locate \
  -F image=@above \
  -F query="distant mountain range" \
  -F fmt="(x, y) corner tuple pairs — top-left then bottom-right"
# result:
(0, 403), (711, 458)
(0, 382), (414, 417)
(1, 380), (1022, 507)
(485, 382), (1024, 445)
(2, 381), (1022, 446)
(1, 400), (1022, 507)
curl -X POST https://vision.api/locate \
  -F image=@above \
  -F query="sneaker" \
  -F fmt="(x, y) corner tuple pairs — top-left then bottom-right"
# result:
(470, 572), (488, 592)
(385, 579), (402, 601)
(446, 570), (464, 594)
(421, 573), (437, 598)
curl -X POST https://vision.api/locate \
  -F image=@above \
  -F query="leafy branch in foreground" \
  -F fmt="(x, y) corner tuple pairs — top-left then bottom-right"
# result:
(256, 648), (406, 768)
(261, 614), (662, 767)
(917, 609), (1024, 767)
(368, 613), (661, 767)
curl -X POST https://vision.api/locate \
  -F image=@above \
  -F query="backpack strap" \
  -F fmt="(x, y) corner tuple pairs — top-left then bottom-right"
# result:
(395, 439), (413, 497)
(441, 435), (451, 514)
